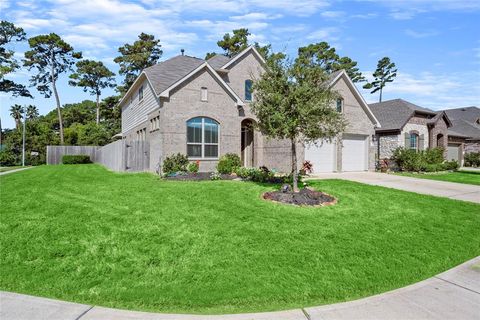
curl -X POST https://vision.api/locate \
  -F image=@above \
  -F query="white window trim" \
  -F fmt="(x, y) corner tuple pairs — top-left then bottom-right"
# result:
(186, 117), (220, 160)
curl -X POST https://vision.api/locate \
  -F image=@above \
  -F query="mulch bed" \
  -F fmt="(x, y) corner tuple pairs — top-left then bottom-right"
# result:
(163, 172), (238, 181)
(263, 187), (337, 207)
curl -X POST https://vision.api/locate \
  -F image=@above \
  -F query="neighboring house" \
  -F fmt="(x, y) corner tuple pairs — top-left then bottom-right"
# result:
(120, 46), (380, 173)
(442, 106), (480, 161)
(370, 99), (456, 162)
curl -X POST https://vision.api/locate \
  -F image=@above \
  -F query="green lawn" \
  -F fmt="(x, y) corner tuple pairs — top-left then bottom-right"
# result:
(1, 165), (479, 314)
(396, 170), (480, 186)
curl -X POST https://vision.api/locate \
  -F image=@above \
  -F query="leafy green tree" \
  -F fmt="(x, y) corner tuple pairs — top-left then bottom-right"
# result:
(69, 59), (116, 124)
(76, 122), (111, 146)
(100, 95), (121, 133)
(9, 104), (23, 129)
(363, 57), (397, 102)
(23, 33), (82, 144)
(26, 105), (39, 120)
(297, 41), (365, 82)
(0, 119), (59, 166)
(218, 28), (250, 57)
(207, 28), (271, 60)
(204, 52), (217, 60)
(251, 53), (346, 192)
(114, 33), (162, 94)
(0, 20), (31, 97)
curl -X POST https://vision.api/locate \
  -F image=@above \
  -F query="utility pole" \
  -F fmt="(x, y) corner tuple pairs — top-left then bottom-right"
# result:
(22, 105), (26, 167)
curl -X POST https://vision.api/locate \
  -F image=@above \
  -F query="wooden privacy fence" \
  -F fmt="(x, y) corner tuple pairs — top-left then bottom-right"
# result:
(46, 140), (150, 172)
(47, 146), (99, 165)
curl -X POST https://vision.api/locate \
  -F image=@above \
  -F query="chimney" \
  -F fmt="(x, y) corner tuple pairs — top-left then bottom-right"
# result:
(181, 49), (184, 56)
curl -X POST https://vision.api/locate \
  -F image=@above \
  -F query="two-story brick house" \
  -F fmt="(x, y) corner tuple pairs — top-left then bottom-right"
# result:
(120, 46), (380, 173)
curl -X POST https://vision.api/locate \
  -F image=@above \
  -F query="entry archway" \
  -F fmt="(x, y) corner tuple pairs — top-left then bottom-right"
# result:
(241, 119), (255, 167)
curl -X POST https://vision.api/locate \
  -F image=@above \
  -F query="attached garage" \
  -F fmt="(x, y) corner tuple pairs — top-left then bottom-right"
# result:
(304, 135), (369, 173)
(304, 141), (336, 173)
(342, 135), (368, 172)
(447, 143), (460, 161)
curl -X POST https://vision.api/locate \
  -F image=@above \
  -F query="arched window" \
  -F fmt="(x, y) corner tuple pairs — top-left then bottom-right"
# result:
(186, 117), (219, 158)
(410, 133), (418, 150)
(245, 79), (253, 101)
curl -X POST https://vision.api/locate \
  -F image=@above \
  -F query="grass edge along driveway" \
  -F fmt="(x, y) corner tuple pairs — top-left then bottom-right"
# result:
(396, 170), (480, 186)
(1, 164), (479, 314)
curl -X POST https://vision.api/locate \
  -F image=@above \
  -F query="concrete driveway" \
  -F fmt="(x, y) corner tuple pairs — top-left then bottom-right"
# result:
(1, 257), (479, 320)
(307, 172), (480, 204)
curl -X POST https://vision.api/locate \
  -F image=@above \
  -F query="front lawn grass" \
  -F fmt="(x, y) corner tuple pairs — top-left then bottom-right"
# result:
(1, 164), (479, 314)
(396, 170), (480, 186)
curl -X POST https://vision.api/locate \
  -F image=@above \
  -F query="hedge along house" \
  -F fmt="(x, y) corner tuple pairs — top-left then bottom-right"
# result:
(120, 46), (380, 173)
(369, 99), (457, 163)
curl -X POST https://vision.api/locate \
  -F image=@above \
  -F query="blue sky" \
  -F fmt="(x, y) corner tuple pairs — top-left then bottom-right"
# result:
(1, 0), (479, 129)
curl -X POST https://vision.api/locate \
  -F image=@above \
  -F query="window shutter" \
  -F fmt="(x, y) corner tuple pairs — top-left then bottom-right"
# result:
(419, 134), (425, 150)
(404, 132), (410, 148)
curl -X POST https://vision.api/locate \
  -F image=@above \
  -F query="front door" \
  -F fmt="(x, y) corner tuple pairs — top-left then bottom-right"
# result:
(241, 120), (254, 167)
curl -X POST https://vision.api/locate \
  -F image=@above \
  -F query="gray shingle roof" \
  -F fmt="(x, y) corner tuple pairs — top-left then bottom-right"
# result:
(206, 54), (231, 69)
(144, 55), (204, 95)
(442, 107), (480, 139)
(369, 99), (436, 131)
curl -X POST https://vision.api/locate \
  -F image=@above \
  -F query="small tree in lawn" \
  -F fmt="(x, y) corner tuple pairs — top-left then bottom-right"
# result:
(69, 59), (116, 124)
(251, 53), (346, 192)
(23, 33), (82, 144)
(363, 57), (397, 102)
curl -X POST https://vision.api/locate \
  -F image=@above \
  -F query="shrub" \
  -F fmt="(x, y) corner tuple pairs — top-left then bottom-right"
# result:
(392, 147), (425, 172)
(217, 153), (241, 174)
(210, 171), (221, 180)
(465, 152), (480, 167)
(163, 153), (189, 174)
(424, 147), (444, 164)
(234, 166), (283, 183)
(62, 155), (92, 164)
(444, 160), (460, 171)
(187, 161), (199, 173)
(424, 163), (443, 172)
(300, 160), (313, 175)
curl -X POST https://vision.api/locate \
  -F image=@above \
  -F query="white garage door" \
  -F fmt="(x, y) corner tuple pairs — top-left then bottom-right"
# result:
(342, 135), (367, 172)
(304, 141), (336, 173)
(447, 144), (460, 161)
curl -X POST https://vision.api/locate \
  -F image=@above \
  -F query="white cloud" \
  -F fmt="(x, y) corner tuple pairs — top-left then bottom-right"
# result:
(361, 71), (480, 109)
(230, 12), (282, 20)
(320, 11), (345, 18)
(307, 27), (340, 42)
(390, 11), (417, 20)
(405, 29), (439, 38)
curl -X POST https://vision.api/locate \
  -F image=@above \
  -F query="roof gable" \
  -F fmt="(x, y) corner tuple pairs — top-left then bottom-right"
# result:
(329, 70), (381, 128)
(158, 63), (244, 106)
(221, 46), (266, 69)
(369, 99), (437, 131)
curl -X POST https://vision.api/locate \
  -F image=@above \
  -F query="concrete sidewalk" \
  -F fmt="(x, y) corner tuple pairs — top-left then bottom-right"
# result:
(307, 171), (480, 203)
(1, 257), (479, 320)
(0, 167), (34, 176)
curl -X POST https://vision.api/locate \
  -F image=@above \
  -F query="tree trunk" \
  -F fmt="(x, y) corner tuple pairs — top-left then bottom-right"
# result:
(379, 86), (383, 103)
(291, 138), (299, 192)
(96, 93), (100, 125)
(51, 52), (64, 145)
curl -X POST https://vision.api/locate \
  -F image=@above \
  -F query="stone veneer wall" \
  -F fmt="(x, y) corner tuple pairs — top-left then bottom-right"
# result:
(378, 134), (400, 159)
